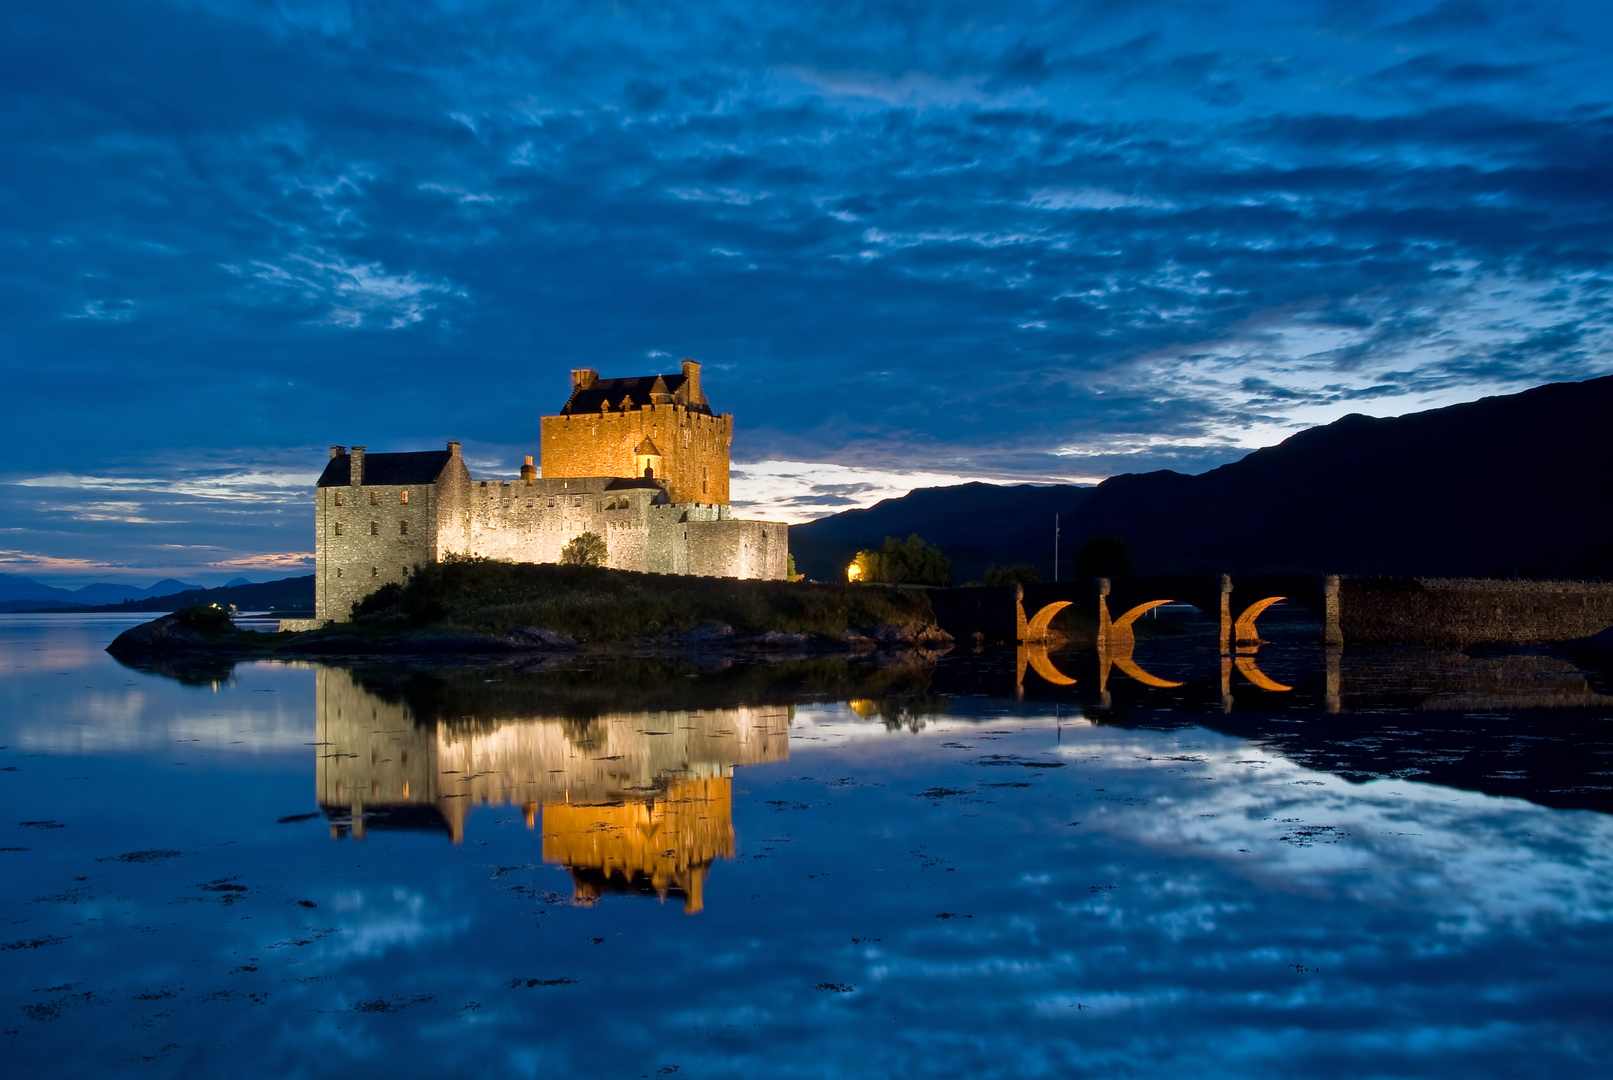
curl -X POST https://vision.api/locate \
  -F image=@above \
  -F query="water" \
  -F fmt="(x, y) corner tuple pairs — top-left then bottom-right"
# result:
(3, 613), (1612, 1077)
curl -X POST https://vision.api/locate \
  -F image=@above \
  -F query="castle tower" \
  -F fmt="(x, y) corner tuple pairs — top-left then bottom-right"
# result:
(539, 359), (731, 504)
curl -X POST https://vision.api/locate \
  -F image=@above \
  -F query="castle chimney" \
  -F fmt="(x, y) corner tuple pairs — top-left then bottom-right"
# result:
(349, 446), (365, 486)
(329, 445), (345, 460)
(571, 368), (598, 392)
(681, 359), (702, 406)
(520, 455), (537, 485)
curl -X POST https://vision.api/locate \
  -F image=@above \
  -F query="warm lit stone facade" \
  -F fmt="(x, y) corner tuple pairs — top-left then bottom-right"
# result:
(540, 360), (732, 505)
(311, 362), (787, 621)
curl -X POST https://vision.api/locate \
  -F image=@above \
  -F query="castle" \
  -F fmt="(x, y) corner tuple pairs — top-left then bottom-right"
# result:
(310, 360), (789, 621)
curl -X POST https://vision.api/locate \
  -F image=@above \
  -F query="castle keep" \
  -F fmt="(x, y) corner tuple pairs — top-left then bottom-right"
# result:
(311, 361), (787, 621)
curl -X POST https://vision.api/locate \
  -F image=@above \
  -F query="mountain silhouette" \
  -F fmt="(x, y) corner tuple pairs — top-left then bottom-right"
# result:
(1066, 375), (1613, 577)
(791, 375), (1613, 582)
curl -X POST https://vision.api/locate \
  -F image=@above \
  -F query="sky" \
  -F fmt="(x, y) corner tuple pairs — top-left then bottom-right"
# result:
(1, 1), (1610, 585)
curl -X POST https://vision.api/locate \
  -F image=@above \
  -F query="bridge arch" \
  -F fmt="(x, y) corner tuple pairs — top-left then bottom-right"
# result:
(1233, 596), (1285, 649)
(1025, 601), (1072, 642)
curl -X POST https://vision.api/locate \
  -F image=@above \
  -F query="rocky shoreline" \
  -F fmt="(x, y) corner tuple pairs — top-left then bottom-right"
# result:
(106, 607), (954, 661)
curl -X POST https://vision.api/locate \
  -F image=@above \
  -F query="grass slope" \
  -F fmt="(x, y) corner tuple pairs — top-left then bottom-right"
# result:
(346, 559), (935, 642)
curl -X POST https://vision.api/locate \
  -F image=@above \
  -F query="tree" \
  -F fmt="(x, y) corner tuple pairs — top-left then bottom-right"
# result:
(849, 533), (950, 586)
(560, 532), (608, 567)
(1076, 535), (1134, 578)
(984, 563), (1041, 586)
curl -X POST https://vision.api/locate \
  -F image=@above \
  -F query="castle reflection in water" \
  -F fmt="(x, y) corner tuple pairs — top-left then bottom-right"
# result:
(315, 668), (789, 912)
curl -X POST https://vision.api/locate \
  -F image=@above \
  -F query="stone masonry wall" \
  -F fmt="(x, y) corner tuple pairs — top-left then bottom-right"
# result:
(541, 404), (732, 505)
(1340, 577), (1613, 646)
(315, 474), (447, 621)
(318, 461), (785, 620)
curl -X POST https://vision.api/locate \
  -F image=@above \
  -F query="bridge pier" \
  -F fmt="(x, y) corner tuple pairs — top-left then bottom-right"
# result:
(1324, 574), (1343, 648)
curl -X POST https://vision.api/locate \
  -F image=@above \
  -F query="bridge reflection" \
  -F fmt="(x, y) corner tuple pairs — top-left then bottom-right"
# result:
(314, 667), (789, 912)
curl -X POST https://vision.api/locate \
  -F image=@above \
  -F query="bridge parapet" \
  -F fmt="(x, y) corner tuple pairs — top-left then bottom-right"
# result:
(1339, 577), (1613, 646)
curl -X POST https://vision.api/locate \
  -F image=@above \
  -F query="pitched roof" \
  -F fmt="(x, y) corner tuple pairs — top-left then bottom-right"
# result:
(560, 372), (712, 416)
(317, 450), (455, 487)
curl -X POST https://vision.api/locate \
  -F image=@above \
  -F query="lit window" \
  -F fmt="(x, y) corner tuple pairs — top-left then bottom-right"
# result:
(370, 490), (378, 505)
(400, 521), (409, 535)
(334, 522), (344, 536)
(334, 491), (344, 506)
(400, 490), (409, 504)
(370, 521), (379, 535)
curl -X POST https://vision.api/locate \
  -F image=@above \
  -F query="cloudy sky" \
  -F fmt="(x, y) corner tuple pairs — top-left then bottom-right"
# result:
(2, 1), (1610, 584)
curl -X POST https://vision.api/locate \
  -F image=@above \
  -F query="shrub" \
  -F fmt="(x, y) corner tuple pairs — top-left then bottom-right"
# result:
(851, 534), (950, 586)
(172, 604), (235, 635)
(1076, 535), (1134, 578)
(560, 532), (608, 567)
(983, 563), (1041, 586)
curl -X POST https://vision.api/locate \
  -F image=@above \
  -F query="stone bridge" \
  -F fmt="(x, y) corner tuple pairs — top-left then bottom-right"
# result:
(931, 574), (1613, 710)
(931, 574), (1613, 651)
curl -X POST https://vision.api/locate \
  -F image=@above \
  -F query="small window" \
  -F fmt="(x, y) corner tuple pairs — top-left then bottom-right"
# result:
(370, 521), (379, 535)
(371, 566), (378, 577)
(334, 522), (344, 537)
(503, 499), (510, 509)
(400, 490), (409, 504)
(400, 521), (409, 536)
(336, 568), (343, 578)
(334, 491), (344, 507)
(370, 490), (378, 505)
(547, 497), (555, 508)
(403, 565), (410, 575)
(572, 496), (582, 507)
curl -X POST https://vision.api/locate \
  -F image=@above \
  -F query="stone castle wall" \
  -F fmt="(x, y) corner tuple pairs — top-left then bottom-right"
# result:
(315, 466), (788, 620)
(314, 458), (459, 621)
(541, 403), (732, 505)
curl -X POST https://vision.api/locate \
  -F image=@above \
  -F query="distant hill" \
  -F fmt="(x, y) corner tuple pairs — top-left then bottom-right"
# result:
(789, 482), (1095, 583)
(0, 574), (202, 612)
(18, 575), (314, 614)
(1064, 375), (1613, 577)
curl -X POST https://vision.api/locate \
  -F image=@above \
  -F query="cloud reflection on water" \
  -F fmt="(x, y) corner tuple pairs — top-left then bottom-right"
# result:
(1, 618), (1611, 1075)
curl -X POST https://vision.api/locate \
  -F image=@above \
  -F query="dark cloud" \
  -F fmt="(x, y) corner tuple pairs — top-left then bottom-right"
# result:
(0, 0), (1609, 571)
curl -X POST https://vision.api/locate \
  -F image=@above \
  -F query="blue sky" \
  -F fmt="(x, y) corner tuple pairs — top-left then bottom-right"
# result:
(2, 1), (1610, 584)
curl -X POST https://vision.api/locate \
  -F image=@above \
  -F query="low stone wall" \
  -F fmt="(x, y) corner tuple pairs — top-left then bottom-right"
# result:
(1341, 577), (1613, 646)
(278, 618), (331, 633)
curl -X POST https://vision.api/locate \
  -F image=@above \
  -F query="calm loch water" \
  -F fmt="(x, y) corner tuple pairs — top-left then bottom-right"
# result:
(3, 614), (1612, 1077)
